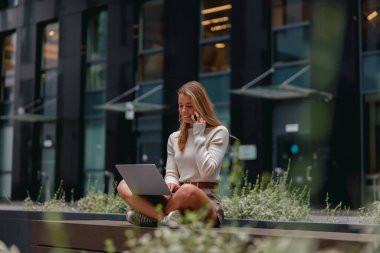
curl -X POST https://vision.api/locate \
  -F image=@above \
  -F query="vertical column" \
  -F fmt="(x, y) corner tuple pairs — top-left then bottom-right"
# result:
(56, 11), (83, 198)
(104, 0), (136, 180)
(162, 0), (199, 160)
(230, 0), (272, 181)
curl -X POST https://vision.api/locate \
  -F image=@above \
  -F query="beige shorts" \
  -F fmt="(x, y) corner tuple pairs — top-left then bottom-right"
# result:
(202, 188), (224, 226)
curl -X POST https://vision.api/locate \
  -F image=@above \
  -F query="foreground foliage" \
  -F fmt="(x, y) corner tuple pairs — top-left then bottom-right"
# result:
(0, 241), (19, 253)
(103, 220), (378, 253)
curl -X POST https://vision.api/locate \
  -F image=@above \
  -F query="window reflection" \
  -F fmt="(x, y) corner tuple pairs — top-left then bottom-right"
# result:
(86, 10), (107, 62)
(273, 0), (310, 27)
(201, 0), (232, 40)
(141, 0), (164, 50)
(42, 23), (59, 69)
(363, 0), (380, 51)
(200, 42), (230, 73)
(0, 0), (18, 9)
(139, 53), (163, 82)
(1, 33), (16, 104)
(138, 0), (164, 82)
(273, 25), (309, 63)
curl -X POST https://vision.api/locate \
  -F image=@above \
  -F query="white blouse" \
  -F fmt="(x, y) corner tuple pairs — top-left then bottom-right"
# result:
(164, 123), (229, 185)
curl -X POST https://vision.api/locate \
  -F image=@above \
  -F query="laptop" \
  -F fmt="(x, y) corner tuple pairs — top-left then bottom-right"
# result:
(116, 164), (172, 196)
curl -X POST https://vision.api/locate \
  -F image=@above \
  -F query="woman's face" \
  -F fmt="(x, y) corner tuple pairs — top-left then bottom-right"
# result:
(178, 93), (195, 125)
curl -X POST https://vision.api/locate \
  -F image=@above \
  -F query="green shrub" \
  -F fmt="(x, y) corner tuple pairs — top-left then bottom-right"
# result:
(222, 170), (310, 221)
(76, 190), (128, 214)
(24, 181), (75, 212)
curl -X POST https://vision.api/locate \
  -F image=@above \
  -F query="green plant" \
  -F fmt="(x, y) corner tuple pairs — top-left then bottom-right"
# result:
(76, 190), (128, 214)
(222, 169), (310, 221)
(227, 139), (245, 192)
(24, 181), (75, 212)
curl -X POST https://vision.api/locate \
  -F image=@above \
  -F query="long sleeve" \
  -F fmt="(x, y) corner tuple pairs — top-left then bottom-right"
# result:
(193, 124), (229, 181)
(164, 134), (180, 184)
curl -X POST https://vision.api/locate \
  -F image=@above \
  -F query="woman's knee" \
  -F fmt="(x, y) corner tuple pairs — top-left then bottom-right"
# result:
(176, 184), (202, 201)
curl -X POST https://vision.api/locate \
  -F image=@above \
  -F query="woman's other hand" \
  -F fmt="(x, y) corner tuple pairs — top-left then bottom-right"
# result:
(167, 183), (180, 193)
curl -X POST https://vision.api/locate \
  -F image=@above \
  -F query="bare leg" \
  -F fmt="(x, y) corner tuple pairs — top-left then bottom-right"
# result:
(165, 184), (217, 224)
(117, 180), (164, 220)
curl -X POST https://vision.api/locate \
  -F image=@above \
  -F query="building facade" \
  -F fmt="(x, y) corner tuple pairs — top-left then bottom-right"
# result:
(0, 0), (378, 208)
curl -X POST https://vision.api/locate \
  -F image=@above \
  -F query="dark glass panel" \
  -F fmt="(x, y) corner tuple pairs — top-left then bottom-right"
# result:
(86, 10), (107, 62)
(200, 73), (230, 103)
(273, 25), (309, 63)
(139, 52), (164, 82)
(362, 53), (380, 92)
(200, 41), (230, 73)
(273, 0), (310, 27)
(141, 0), (164, 50)
(86, 63), (106, 91)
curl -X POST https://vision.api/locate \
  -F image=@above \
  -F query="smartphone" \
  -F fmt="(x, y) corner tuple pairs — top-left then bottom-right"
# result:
(191, 112), (198, 121)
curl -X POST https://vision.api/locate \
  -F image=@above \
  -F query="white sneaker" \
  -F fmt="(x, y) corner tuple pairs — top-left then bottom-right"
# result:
(160, 210), (182, 228)
(126, 210), (157, 227)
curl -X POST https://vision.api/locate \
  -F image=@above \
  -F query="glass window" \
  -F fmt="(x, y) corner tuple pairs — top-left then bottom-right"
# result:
(1, 33), (16, 104)
(273, 25), (309, 63)
(362, 0), (380, 52)
(140, 0), (164, 50)
(362, 53), (380, 92)
(0, 0), (18, 9)
(139, 52), (164, 82)
(0, 32), (15, 199)
(201, 0), (232, 40)
(273, 65), (310, 87)
(200, 41), (230, 73)
(273, 0), (310, 27)
(200, 0), (231, 74)
(84, 119), (105, 169)
(86, 11), (107, 62)
(86, 63), (106, 91)
(38, 22), (59, 116)
(138, 0), (164, 82)
(83, 9), (107, 193)
(42, 23), (59, 69)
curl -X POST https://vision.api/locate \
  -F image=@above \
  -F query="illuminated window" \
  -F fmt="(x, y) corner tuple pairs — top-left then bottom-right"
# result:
(200, 0), (231, 74)
(0, 32), (16, 112)
(362, 0), (380, 51)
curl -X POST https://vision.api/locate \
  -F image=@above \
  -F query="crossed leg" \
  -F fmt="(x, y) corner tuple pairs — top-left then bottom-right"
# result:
(117, 180), (217, 224)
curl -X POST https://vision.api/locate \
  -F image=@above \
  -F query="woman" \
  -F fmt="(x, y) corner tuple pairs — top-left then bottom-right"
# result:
(117, 81), (229, 226)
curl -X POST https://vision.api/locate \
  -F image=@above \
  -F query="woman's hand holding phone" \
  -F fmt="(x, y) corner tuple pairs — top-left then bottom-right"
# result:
(191, 111), (205, 124)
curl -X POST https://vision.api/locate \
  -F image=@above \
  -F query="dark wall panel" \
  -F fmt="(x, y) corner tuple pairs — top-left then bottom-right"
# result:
(230, 0), (272, 181)
(162, 0), (199, 160)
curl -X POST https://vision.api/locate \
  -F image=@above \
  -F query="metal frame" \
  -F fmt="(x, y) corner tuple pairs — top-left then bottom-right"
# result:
(0, 98), (56, 122)
(95, 84), (166, 119)
(230, 66), (333, 102)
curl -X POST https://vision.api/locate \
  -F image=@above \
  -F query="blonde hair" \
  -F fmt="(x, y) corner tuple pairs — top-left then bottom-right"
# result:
(177, 81), (222, 151)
